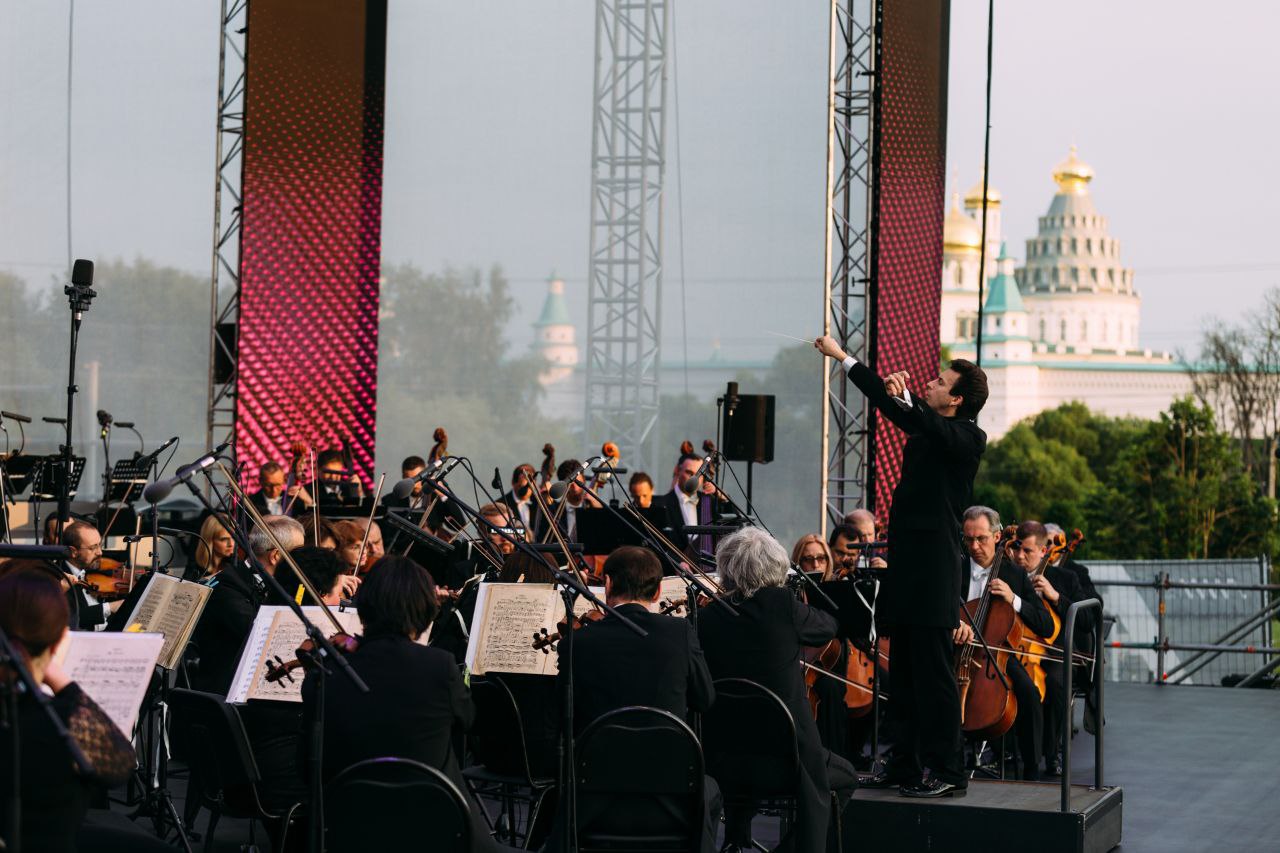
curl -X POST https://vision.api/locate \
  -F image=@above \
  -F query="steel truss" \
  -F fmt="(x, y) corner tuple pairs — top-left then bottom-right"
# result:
(583, 0), (669, 473)
(820, 0), (879, 535)
(205, 0), (248, 454)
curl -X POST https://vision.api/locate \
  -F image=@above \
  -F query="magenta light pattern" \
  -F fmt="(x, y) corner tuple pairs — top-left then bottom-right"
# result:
(871, 0), (949, 514)
(237, 0), (387, 488)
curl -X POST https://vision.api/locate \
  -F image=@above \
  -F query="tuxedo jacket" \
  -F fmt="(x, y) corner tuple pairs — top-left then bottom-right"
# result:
(1043, 563), (1095, 648)
(956, 556), (1055, 641)
(847, 361), (986, 629)
(189, 561), (264, 694)
(249, 489), (300, 518)
(558, 602), (714, 732)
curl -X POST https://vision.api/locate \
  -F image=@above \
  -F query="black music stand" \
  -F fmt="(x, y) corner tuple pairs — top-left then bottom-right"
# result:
(31, 454), (85, 502)
(576, 508), (645, 555)
(107, 456), (153, 504)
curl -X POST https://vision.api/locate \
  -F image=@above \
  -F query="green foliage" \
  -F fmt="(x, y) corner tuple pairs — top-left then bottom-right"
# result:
(977, 398), (1280, 561)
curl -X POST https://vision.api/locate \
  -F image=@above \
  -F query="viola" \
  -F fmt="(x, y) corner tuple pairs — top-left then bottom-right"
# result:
(531, 609), (605, 653)
(265, 631), (361, 684)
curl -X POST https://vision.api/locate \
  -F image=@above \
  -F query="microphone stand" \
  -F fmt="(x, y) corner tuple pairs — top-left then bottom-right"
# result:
(178, 463), (369, 853)
(56, 266), (96, 544)
(429, 469), (645, 853)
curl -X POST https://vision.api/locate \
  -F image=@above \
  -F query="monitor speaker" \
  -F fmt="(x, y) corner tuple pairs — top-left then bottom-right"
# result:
(722, 394), (775, 464)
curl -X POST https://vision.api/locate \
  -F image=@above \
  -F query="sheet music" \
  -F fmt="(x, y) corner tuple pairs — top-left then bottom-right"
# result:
(658, 576), (693, 618)
(465, 583), (559, 676)
(123, 573), (212, 669)
(227, 605), (361, 704)
(61, 631), (164, 736)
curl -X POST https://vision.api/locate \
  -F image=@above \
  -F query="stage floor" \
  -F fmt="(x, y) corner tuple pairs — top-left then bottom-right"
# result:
(1067, 681), (1280, 852)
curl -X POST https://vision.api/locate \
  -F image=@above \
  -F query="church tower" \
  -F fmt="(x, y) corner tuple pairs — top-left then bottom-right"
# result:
(1015, 147), (1140, 353)
(533, 273), (579, 385)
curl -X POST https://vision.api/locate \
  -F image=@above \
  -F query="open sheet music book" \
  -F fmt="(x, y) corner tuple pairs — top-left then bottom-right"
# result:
(227, 605), (433, 704)
(463, 582), (605, 677)
(61, 631), (165, 736)
(120, 573), (212, 670)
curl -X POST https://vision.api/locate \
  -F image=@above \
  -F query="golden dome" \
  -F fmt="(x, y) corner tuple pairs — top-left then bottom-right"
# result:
(963, 169), (1002, 208)
(1053, 145), (1094, 195)
(943, 193), (982, 253)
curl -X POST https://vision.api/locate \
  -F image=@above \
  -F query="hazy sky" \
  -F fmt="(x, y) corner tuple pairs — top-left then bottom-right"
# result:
(3, 1), (1277, 367)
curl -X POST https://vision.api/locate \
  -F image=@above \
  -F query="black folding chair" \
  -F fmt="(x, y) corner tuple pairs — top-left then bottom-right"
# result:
(703, 678), (806, 853)
(573, 706), (705, 852)
(326, 757), (472, 853)
(463, 674), (557, 848)
(167, 688), (303, 853)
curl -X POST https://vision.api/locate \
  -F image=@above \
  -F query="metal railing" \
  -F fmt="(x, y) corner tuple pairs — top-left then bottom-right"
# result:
(1087, 562), (1280, 686)
(1060, 598), (1104, 811)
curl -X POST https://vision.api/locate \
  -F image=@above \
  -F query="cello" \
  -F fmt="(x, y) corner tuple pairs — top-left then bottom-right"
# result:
(1016, 528), (1083, 697)
(956, 524), (1022, 739)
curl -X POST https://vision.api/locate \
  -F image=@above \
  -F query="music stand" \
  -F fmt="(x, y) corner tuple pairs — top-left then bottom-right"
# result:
(576, 507), (645, 555)
(2, 454), (39, 497)
(106, 456), (153, 504)
(813, 578), (878, 653)
(32, 454), (85, 502)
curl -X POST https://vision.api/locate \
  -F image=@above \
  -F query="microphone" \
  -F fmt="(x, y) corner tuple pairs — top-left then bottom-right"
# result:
(725, 381), (740, 417)
(97, 410), (113, 428)
(681, 455), (715, 496)
(549, 481), (569, 502)
(392, 456), (461, 500)
(116, 421), (135, 429)
(491, 467), (502, 491)
(141, 441), (231, 503)
(2, 410), (32, 424)
(137, 435), (179, 464)
(71, 259), (94, 286)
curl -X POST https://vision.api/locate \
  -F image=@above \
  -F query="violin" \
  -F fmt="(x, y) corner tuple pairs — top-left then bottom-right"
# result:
(82, 557), (147, 601)
(531, 609), (605, 653)
(265, 630), (361, 683)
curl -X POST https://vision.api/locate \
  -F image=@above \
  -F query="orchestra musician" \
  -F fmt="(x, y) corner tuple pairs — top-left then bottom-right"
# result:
(1012, 520), (1094, 776)
(315, 449), (363, 509)
(816, 334), (988, 798)
(250, 460), (312, 517)
(552, 545), (720, 853)
(792, 533), (835, 581)
(298, 555), (513, 853)
(300, 514), (339, 550)
(499, 463), (538, 534)
(956, 509), (1054, 780)
(387, 455), (430, 511)
(190, 513), (237, 581)
(698, 527), (857, 852)
(841, 509), (888, 570)
(59, 520), (120, 630)
(331, 520), (367, 576)
(656, 452), (711, 544)
(535, 459), (597, 543)
(353, 516), (386, 568)
(627, 471), (655, 509)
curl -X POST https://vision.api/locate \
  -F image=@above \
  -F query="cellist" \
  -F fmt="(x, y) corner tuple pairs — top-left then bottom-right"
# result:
(957, 509), (1054, 780)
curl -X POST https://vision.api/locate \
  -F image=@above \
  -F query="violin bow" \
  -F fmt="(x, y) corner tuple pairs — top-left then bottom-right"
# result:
(352, 473), (386, 574)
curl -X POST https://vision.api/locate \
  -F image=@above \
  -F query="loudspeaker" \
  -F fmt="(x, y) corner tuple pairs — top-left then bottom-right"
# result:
(213, 322), (238, 384)
(723, 394), (775, 464)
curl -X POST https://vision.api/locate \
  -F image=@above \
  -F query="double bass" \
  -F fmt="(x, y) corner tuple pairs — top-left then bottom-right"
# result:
(956, 524), (1022, 739)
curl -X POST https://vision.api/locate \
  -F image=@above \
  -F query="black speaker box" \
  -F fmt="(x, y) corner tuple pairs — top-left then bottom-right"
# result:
(722, 394), (775, 464)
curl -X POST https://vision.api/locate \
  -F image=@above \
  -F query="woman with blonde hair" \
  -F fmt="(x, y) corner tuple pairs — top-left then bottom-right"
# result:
(191, 513), (236, 580)
(791, 533), (836, 581)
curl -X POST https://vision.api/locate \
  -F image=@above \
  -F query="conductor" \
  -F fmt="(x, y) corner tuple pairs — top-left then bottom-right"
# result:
(815, 335), (988, 798)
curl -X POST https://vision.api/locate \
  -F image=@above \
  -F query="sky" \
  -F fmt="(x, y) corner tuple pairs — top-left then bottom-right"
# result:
(2, 0), (1278, 368)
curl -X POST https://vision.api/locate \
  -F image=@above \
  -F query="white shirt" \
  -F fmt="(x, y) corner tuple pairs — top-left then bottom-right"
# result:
(515, 498), (532, 531)
(266, 495), (284, 515)
(967, 557), (1022, 613)
(678, 491), (699, 528)
(842, 355), (913, 407)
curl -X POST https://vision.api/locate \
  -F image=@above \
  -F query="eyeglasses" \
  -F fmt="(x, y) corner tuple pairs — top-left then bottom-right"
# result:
(799, 554), (829, 564)
(961, 535), (993, 545)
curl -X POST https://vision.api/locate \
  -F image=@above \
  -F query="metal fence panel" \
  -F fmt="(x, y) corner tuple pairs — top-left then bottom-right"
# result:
(1082, 558), (1272, 685)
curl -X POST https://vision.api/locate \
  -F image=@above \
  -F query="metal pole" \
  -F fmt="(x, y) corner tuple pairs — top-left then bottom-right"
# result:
(1156, 572), (1166, 684)
(1166, 595), (1280, 682)
(1061, 598), (1103, 812)
(1235, 655), (1280, 688)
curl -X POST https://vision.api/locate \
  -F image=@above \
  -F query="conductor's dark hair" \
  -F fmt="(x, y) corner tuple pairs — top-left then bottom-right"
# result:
(401, 455), (426, 474)
(357, 555), (439, 639)
(317, 449), (345, 469)
(602, 546), (663, 602)
(948, 359), (989, 420)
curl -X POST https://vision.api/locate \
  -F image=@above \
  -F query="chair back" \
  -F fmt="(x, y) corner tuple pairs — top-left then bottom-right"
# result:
(574, 706), (703, 851)
(167, 687), (261, 802)
(703, 678), (800, 799)
(468, 674), (542, 781)
(325, 757), (472, 853)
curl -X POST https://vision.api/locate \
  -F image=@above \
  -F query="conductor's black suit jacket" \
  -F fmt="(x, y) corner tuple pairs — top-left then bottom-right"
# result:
(846, 360), (986, 629)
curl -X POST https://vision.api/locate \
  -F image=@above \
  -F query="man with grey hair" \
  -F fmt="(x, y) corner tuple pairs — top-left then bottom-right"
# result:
(698, 526), (857, 851)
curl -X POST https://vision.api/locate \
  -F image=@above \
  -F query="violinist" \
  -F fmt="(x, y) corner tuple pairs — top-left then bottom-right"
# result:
(190, 513), (237, 581)
(1012, 521), (1092, 777)
(698, 527), (857, 853)
(58, 521), (119, 630)
(190, 515), (304, 694)
(250, 461), (312, 517)
(315, 449), (363, 509)
(499, 462), (537, 533)
(298, 556), (509, 853)
(816, 334), (988, 799)
(842, 508), (888, 569)
(958, 510), (1054, 781)
(627, 471), (654, 509)
(550, 545), (720, 853)
(301, 514), (339, 550)
(331, 520), (366, 575)
(353, 516), (386, 568)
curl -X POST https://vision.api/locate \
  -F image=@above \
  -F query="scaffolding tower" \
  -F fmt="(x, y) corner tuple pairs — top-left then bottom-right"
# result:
(820, 0), (879, 535)
(204, 0), (248, 454)
(583, 0), (669, 473)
